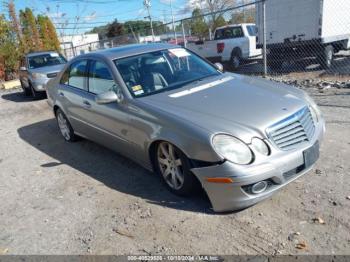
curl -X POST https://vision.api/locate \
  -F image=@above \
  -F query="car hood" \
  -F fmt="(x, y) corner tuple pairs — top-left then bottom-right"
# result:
(29, 64), (65, 75)
(139, 73), (308, 142)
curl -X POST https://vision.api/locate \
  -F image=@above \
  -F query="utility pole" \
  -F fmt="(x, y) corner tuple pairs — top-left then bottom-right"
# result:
(144, 0), (155, 42)
(169, 0), (177, 44)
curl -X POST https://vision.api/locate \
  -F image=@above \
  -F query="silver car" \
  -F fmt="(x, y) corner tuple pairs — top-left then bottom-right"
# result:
(19, 51), (67, 98)
(46, 43), (325, 212)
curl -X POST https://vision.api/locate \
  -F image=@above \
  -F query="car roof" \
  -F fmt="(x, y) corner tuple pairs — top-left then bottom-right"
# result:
(216, 23), (255, 30)
(26, 51), (60, 57)
(75, 43), (180, 61)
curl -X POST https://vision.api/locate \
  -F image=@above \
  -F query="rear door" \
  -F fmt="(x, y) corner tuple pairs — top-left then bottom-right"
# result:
(58, 59), (89, 134)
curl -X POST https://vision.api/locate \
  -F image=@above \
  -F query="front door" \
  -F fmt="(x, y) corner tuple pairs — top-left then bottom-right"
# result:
(78, 59), (133, 156)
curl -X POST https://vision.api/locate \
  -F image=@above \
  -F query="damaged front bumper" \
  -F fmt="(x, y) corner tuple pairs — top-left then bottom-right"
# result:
(191, 120), (325, 212)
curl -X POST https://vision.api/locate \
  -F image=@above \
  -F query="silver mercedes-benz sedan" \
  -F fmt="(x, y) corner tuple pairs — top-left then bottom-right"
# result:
(46, 43), (325, 212)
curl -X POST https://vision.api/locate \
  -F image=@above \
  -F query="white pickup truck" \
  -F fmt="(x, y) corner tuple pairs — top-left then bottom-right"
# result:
(187, 23), (262, 69)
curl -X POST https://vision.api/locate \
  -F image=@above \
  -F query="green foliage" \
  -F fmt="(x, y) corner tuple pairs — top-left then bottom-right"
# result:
(45, 16), (61, 51)
(190, 8), (209, 39)
(106, 19), (125, 38)
(0, 15), (19, 74)
(89, 20), (165, 39)
(213, 15), (226, 30)
(230, 9), (255, 24)
(19, 8), (44, 52)
(0, 2), (61, 80)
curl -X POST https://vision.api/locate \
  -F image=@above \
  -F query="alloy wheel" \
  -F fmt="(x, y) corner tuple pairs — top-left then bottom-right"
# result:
(157, 142), (184, 190)
(57, 112), (71, 141)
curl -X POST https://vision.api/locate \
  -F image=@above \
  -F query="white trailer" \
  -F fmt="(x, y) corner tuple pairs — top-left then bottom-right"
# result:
(256, 0), (350, 69)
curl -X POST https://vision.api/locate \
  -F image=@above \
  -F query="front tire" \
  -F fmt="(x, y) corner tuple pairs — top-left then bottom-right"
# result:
(55, 109), (77, 142)
(20, 80), (31, 96)
(155, 141), (199, 196)
(29, 83), (39, 99)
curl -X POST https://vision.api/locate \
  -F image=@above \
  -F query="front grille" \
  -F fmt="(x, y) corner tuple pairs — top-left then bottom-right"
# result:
(266, 107), (315, 150)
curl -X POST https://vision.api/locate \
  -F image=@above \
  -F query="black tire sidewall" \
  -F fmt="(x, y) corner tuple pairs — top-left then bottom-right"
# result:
(20, 80), (31, 96)
(230, 53), (241, 70)
(319, 45), (334, 69)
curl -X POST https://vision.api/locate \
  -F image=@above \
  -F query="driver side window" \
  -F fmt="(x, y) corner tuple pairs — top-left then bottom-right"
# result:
(88, 60), (118, 95)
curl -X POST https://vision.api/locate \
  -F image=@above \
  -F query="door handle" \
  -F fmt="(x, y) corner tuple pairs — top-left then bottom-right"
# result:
(82, 100), (91, 108)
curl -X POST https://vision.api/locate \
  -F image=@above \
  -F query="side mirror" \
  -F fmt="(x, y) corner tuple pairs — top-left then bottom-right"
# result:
(95, 90), (123, 104)
(20, 66), (27, 71)
(214, 62), (224, 72)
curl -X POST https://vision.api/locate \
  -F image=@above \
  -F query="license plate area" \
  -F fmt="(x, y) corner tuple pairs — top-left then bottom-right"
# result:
(303, 141), (320, 169)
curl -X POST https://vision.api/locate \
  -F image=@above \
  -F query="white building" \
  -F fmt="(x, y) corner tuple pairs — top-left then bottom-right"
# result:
(59, 33), (99, 59)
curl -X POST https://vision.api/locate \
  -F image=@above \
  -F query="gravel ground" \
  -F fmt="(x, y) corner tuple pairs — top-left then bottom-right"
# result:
(0, 84), (349, 255)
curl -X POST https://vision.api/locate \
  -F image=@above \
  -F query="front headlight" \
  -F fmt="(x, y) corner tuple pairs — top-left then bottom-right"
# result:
(251, 137), (270, 155)
(304, 93), (322, 122)
(32, 72), (47, 79)
(212, 134), (253, 165)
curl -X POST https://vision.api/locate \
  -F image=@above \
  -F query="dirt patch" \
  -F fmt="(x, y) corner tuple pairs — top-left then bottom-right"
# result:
(0, 87), (349, 255)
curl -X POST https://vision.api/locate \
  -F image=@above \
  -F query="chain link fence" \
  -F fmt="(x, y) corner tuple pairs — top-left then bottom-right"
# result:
(62, 0), (350, 80)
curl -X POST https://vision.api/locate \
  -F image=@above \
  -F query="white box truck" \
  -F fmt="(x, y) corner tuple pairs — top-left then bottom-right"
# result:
(256, 0), (350, 69)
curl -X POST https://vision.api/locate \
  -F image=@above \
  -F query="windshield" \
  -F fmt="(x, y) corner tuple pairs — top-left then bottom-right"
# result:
(114, 48), (220, 98)
(28, 53), (67, 69)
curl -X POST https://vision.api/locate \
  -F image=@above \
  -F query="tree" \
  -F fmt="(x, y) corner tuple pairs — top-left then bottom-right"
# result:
(37, 15), (51, 50)
(213, 15), (226, 30)
(0, 14), (19, 79)
(7, 0), (22, 43)
(186, 0), (235, 36)
(45, 16), (61, 51)
(20, 8), (43, 52)
(230, 7), (255, 24)
(190, 8), (209, 39)
(106, 19), (125, 38)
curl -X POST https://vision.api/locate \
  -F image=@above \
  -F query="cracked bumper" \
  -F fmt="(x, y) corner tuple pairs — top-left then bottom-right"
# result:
(191, 120), (325, 212)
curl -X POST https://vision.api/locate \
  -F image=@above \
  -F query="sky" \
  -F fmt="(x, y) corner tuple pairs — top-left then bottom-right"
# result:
(9, 0), (194, 35)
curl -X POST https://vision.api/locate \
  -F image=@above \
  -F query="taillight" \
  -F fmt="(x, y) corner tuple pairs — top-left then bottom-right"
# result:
(217, 42), (225, 53)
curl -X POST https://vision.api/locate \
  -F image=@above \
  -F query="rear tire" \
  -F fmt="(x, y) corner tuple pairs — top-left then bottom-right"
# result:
(229, 53), (241, 71)
(318, 45), (334, 69)
(55, 108), (77, 142)
(154, 141), (199, 196)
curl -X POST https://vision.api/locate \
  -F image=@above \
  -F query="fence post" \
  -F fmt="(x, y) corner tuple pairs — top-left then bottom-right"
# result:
(262, 0), (267, 76)
(181, 21), (186, 48)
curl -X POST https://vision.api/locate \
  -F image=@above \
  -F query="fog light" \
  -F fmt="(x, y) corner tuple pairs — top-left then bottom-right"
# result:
(251, 181), (268, 194)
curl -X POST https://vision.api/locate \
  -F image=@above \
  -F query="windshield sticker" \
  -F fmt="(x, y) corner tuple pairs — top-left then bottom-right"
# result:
(169, 76), (234, 98)
(50, 53), (59, 57)
(132, 85), (144, 95)
(169, 48), (190, 58)
(132, 85), (142, 91)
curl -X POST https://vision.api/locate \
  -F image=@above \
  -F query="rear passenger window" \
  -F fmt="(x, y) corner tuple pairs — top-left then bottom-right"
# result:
(68, 60), (88, 89)
(215, 27), (243, 39)
(88, 61), (117, 94)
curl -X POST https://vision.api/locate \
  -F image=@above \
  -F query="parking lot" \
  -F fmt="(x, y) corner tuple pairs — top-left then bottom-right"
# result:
(0, 84), (349, 255)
